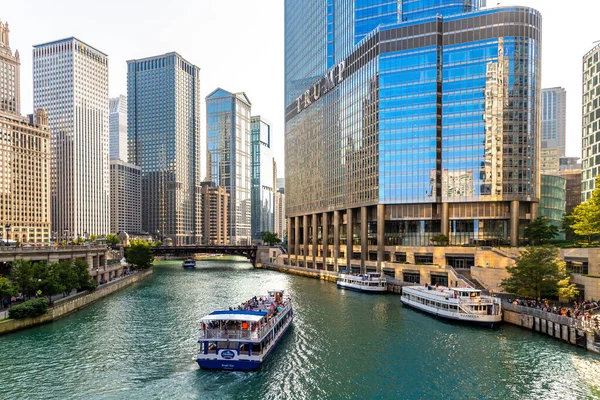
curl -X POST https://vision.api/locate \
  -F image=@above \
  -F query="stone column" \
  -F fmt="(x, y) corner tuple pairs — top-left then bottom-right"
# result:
(333, 210), (340, 270)
(322, 212), (329, 262)
(510, 200), (519, 247)
(377, 204), (385, 269)
(440, 202), (449, 236)
(361, 206), (368, 272)
(303, 214), (309, 267)
(294, 216), (300, 265)
(287, 217), (293, 255)
(346, 208), (353, 271)
(312, 213), (318, 268)
(530, 202), (539, 220)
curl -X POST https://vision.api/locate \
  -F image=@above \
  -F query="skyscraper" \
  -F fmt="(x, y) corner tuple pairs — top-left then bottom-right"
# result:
(250, 116), (275, 241)
(206, 89), (252, 245)
(109, 95), (127, 161)
(541, 87), (566, 156)
(33, 37), (110, 240)
(274, 188), (286, 242)
(127, 52), (201, 245)
(582, 44), (600, 201)
(110, 159), (141, 234)
(0, 20), (19, 115)
(285, 1), (541, 270)
(200, 181), (229, 245)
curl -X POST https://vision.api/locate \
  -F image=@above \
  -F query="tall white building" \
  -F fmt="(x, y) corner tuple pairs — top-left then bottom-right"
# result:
(274, 188), (286, 242)
(109, 95), (127, 161)
(33, 37), (110, 240)
(583, 44), (600, 201)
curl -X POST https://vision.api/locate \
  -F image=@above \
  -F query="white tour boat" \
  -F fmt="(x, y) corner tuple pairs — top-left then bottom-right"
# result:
(196, 289), (293, 371)
(336, 271), (387, 293)
(400, 285), (502, 327)
(182, 258), (196, 269)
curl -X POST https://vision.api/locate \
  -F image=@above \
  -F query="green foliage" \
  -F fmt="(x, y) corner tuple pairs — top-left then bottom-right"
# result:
(34, 261), (65, 300)
(73, 259), (96, 292)
(562, 211), (577, 241)
(9, 260), (37, 298)
(0, 276), (17, 304)
(501, 246), (565, 299)
(525, 216), (559, 245)
(54, 260), (78, 295)
(89, 234), (98, 243)
(126, 241), (154, 270)
(570, 176), (600, 242)
(154, 240), (163, 247)
(73, 237), (85, 245)
(557, 276), (579, 300)
(430, 234), (449, 246)
(106, 233), (120, 247)
(261, 231), (281, 246)
(8, 297), (48, 319)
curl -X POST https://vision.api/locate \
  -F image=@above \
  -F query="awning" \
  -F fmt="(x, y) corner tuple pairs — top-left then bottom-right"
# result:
(201, 310), (267, 323)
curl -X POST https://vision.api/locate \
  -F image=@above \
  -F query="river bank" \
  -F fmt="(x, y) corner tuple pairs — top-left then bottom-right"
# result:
(0, 269), (153, 335)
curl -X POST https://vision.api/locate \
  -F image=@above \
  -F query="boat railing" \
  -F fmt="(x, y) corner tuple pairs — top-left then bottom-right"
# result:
(199, 303), (292, 341)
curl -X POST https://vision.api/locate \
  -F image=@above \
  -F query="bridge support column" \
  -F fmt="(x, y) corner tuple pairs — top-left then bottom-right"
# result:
(303, 214), (309, 268)
(322, 212), (329, 264)
(294, 216), (300, 266)
(377, 204), (385, 270)
(346, 208), (353, 271)
(361, 206), (367, 273)
(333, 210), (340, 271)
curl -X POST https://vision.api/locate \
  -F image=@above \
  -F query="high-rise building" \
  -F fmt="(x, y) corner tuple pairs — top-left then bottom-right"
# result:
(0, 20), (19, 115)
(206, 88), (252, 245)
(109, 95), (127, 161)
(285, 1), (541, 270)
(582, 44), (600, 201)
(541, 148), (560, 176)
(127, 52), (201, 245)
(110, 159), (141, 234)
(539, 174), (566, 240)
(33, 37), (110, 240)
(274, 188), (286, 242)
(251, 116), (275, 241)
(0, 110), (51, 244)
(559, 157), (581, 174)
(562, 170), (582, 214)
(200, 181), (229, 245)
(541, 87), (566, 156)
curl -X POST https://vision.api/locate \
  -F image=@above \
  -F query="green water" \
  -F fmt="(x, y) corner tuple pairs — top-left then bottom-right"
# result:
(1, 260), (600, 399)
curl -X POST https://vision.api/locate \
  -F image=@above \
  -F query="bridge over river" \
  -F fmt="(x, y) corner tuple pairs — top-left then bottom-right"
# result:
(151, 245), (259, 266)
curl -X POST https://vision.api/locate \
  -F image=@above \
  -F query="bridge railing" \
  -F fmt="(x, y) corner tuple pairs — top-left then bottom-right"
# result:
(0, 245), (107, 252)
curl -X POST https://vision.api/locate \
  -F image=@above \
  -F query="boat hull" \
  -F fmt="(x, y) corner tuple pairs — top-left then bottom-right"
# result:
(400, 296), (502, 328)
(197, 315), (293, 371)
(336, 281), (387, 293)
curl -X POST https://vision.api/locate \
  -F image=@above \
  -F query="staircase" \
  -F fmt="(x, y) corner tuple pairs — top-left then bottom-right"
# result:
(458, 270), (486, 291)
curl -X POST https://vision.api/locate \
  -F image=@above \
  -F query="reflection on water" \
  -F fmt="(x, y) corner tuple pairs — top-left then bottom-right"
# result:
(1, 260), (599, 400)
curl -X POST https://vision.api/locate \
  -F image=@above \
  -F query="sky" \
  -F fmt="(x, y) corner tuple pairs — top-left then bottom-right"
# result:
(2, 0), (598, 179)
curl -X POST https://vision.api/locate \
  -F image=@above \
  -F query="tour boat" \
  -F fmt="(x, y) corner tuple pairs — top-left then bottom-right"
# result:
(336, 271), (387, 293)
(196, 289), (293, 371)
(400, 285), (502, 327)
(182, 258), (196, 269)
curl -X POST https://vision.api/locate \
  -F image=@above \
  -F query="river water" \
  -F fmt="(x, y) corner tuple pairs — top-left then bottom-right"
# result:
(1, 260), (600, 400)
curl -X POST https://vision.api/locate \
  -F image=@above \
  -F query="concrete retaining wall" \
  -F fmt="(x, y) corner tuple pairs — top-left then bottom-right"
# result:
(0, 269), (153, 335)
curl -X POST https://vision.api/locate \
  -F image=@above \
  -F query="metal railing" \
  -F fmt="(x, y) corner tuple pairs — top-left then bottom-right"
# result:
(502, 301), (593, 330)
(0, 245), (107, 252)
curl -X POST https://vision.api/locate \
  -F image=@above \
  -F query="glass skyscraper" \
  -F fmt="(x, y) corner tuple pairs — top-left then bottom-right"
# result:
(285, 0), (541, 270)
(541, 87), (566, 156)
(206, 89), (252, 245)
(127, 52), (201, 245)
(109, 95), (128, 161)
(250, 116), (275, 241)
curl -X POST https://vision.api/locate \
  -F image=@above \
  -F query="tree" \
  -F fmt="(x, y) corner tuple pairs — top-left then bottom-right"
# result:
(261, 231), (281, 246)
(33, 261), (64, 302)
(106, 233), (120, 247)
(53, 260), (78, 296)
(73, 259), (97, 292)
(126, 241), (154, 269)
(430, 234), (449, 246)
(0, 276), (17, 308)
(89, 234), (98, 243)
(562, 211), (577, 241)
(9, 260), (36, 298)
(501, 246), (564, 299)
(557, 276), (579, 301)
(524, 216), (559, 245)
(570, 176), (600, 243)
(73, 237), (85, 245)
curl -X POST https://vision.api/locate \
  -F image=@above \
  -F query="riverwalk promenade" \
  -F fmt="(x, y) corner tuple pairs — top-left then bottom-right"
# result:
(0, 269), (152, 335)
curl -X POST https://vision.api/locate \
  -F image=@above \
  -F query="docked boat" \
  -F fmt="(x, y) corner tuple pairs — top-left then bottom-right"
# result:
(182, 258), (196, 269)
(336, 271), (387, 293)
(400, 285), (502, 327)
(196, 289), (293, 371)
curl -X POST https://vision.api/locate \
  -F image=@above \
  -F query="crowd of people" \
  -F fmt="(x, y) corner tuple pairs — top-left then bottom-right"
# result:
(509, 297), (600, 327)
(235, 293), (288, 318)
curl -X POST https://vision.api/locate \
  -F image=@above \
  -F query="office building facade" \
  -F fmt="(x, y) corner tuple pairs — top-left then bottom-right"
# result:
(0, 20), (19, 115)
(200, 181), (229, 245)
(110, 159), (141, 234)
(541, 87), (566, 156)
(206, 88), (252, 245)
(128, 52), (201, 245)
(285, 1), (541, 270)
(274, 188), (286, 242)
(251, 116), (275, 241)
(541, 148), (560, 176)
(109, 95), (128, 161)
(583, 44), (600, 202)
(539, 174), (566, 239)
(563, 170), (582, 214)
(33, 37), (110, 240)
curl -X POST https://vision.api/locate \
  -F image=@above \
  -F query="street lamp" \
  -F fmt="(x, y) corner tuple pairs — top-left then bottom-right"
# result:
(4, 224), (10, 244)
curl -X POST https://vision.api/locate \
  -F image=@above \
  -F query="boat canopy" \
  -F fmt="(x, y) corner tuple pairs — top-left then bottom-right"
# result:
(201, 310), (267, 323)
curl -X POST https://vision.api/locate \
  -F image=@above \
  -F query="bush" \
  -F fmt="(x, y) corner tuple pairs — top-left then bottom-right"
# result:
(79, 280), (98, 292)
(8, 298), (48, 319)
